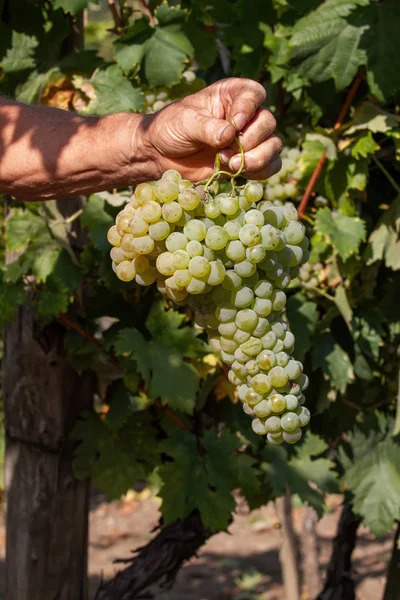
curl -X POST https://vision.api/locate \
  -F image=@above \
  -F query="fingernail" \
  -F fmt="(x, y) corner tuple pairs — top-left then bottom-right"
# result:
(216, 123), (231, 142)
(229, 156), (241, 170)
(219, 148), (235, 163)
(232, 113), (247, 131)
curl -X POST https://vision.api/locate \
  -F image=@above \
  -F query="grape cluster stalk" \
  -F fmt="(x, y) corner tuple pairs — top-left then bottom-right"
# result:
(107, 148), (311, 445)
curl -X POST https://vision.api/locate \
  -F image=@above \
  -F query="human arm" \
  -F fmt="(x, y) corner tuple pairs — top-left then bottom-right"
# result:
(0, 78), (282, 201)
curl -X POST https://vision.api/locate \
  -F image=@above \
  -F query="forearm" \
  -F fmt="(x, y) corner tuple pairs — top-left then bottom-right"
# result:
(0, 99), (154, 200)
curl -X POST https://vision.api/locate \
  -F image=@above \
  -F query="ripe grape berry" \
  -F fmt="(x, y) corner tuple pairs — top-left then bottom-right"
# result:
(108, 162), (311, 445)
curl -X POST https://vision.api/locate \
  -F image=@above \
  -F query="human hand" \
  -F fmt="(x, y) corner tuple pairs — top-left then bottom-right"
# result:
(137, 77), (282, 183)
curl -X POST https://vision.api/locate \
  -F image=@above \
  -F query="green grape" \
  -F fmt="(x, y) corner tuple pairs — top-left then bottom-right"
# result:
(219, 194), (239, 215)
(268, 393), (286, 413)
(174, 269), (192, 287)
(267, 432), (284, 445)
(178, 188), (201, 210)
(132, 236), (155, 255)
(173, 249), (190, 269)
(155, 180), (179, 203)
(184, 219), (207, 241)
(239, 224), (261, 246)
(244, 181), (263, 202)
(162, 202), (183, 223)
(224, 221), (241, 240)
(233, 329), (251, 344)
(148, 220), (171, 241)
(254, 280), (273, 298)
(241, 337), (263, 357)
(283, 429), (302, 444)
(257, 349), (276, 370)
(138, 201), (162, 223)
(226, 240), (246, 262)
(247, 245), (266, 264)
(252, 318), (270, 338)
(166, 232), (188, 252)
(281, 412), (300, 432)
(235, 308), (258, 332)
(135, 267), (157, 286)
(251, 373), (271, 395)
(252, 298), (272, 317)
(116, 260), (136, 282)
(207, 260), (226, 285)
(188, 256), (211, 278)
(234, 259), (257, 278)
(285, 394), (299, 411)
(243, 402), (255, 417)
(269, 366), (289, 388)
(107, 225), (121, 246)
(244, 209), (264, 227)
(129, 216), (149, 236)
(135, 183), (157, 204)
(232, 286), (254, 308)
(205, 226), (229, 250)
(265, 416), (282, 433)
(252, 419), (268, 435)
(245, 360), (260, 376)
(296, 406), (311, 427)
(254, 400), (271, 419)
(284, 221), (305, 244)
(204, 199), (221, 218)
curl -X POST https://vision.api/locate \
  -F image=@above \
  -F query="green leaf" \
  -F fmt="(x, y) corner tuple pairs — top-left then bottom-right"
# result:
(339, 416), (400, 536)
(0, 32), (38, 73)
(35, 277), (71, 320)
(353, 312), (384, 361)
(0, 275), (25, 328)
(305, 133), (337, 161)
(32, 244), (62, 283)
(159, 430), (248, 531)
(366, 196), (400, 271)
(334, 285), (353, 328)
(81, 195), (114, 252)
(6, 209), (45, 252)
(350, 132), (380, 159)
(264, 432), (338, 517)
(114, 328), (151, 385)
(114, 3), (193, 87)
(105, 381), (136, 432)
(312, 333), (354, 393)
(146, 300), (206, 358)
(72, 411), (159, 499)
(358, 0), (400, 102)
(315, 207), (366, 260)
(286, 293), (319, 362)
(347, 102), (399, 135)
(53, 0), (91, 16)
(85, 65), (144, 115)
(290, 0), (369, 90)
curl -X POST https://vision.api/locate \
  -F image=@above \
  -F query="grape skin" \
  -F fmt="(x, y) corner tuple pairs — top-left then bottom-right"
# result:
(108, 160), (311, 445)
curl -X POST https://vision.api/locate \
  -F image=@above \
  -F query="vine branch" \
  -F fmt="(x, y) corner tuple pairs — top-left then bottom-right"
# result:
(107, 0), (123, 30)
(298, 68), (366, 219)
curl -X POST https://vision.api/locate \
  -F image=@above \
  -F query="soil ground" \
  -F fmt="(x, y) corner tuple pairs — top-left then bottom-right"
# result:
(86, 492), (393, 600)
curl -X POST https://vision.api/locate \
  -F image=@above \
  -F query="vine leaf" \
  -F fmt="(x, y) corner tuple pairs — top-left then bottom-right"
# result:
(72, 411), (159, 499)
(346, 102), (398, 135)
(290, 0), (369, 90)
(53, 0), (91, 15)
(315, 207), (366, 260)
(366, 196), (400, 271)
(312, 333), (354, 393)
(114, 3), (193, 87)
(159, 430), (257, 532)
(350, 132), (380, 159)
(81, 194), (114, 252)
(114, 301), (205, 414)
(264, 432), (338, 517)
(85, 65), (144, 115)
(339, 415), (400, 537)
(286, 293), (319, 362)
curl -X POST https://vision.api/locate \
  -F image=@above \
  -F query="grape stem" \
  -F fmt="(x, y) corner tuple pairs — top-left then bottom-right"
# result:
(204, 136), (245, 193)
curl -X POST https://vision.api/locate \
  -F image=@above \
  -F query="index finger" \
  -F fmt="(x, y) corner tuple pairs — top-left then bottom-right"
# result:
(222, 78), (267, 132)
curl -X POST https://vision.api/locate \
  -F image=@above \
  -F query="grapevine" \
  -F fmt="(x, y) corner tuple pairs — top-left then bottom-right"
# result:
(107, 148), (311, 445)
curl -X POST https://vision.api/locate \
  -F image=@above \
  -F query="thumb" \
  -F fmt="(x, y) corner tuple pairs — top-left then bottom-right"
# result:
(188, 112), (236, 149)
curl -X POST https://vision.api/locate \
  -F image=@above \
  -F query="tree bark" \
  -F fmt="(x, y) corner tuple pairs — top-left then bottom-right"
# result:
(3, 306), (95, 600)
(275, 491), (301, 600)
(94, 511), (211, 600)
(315, 502), (361, 600)
(302, 506), (322, 598)
(383, 521), (400, 600)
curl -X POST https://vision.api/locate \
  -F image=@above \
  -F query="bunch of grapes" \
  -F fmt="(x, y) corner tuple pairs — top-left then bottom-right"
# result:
(299, 262), (325, 297)
(144, 70), (198, 113)
(107, 170), (311, 445)
(262, 147), (304, 203)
